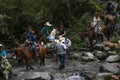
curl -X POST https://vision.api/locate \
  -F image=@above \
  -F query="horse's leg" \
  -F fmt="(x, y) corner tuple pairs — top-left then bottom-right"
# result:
(66, 48), (70, 59)
(25, 59), (29, 70)
(89, 38), (93, 47)
(39, 53), (45, 66)
(28, 59), (34, 70)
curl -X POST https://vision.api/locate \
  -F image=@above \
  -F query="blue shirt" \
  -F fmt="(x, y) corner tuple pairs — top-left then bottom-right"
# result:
(0, 50), (7, 57)
(26, 33), (36, 42)
(41, 26), (49, 37)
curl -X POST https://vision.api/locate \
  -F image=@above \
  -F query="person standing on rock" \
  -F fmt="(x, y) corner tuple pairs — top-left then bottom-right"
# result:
(56, 38), (67, 70)
(0, 44), (17, 80)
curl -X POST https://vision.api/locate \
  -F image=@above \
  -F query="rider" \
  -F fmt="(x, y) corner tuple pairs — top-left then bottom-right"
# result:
(25, 27), (38, 61)
(106, 0), (118, 26)
(57, 23), (67, 44)
(0, 44), (16, 79)
(41, 21), (52, 43)
(57, 23), (66, 38)
(91, 12), (103, 42)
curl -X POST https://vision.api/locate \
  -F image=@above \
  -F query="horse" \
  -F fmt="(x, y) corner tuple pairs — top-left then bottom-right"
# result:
(14, 45), (46, 70)
(37, 28), (72, 58)
(79, 25), (110, 46)
(38, 28), (71, 48)
(105, 13), (120, 34)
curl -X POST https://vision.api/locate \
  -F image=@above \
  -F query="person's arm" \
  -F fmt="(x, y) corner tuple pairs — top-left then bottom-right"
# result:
(112, 74), (119, 80)
(62, 43), (67, 50)
(61, 31), (66, 37)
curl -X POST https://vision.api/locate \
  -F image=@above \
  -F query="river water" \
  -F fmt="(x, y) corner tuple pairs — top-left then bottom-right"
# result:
(7, 51), (105, 80)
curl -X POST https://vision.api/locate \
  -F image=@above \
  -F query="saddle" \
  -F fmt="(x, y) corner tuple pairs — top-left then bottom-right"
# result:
(36, 45), (40, 51)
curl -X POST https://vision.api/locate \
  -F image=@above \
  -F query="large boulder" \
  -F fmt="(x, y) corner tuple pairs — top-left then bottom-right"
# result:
(94, 51), (107, 60)
(14, 72), (52, 80)
(69, 52), (82, 59)
(95, 73), (113, 80)
(68, 75), (85, 80)
(81, 52), (97, 61)
(105, 55), (120, 62)
(100, 63), (120, 73)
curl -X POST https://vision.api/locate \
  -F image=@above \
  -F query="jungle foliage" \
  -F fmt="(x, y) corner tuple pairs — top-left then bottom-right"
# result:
(0, 0), (120, 50)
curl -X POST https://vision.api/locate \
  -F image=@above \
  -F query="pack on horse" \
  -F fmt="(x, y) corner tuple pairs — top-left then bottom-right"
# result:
(79, 25), (110, 46)
(14, 45), (46, 70)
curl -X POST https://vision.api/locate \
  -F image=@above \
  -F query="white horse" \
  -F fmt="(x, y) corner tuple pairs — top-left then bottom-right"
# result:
(49, 28), (72, 48)
(41, 28), (71, 50)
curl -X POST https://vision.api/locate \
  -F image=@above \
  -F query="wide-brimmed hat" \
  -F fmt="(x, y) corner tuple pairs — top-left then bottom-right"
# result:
(0, 44), (3, 47)
(44, 22), (52, 26)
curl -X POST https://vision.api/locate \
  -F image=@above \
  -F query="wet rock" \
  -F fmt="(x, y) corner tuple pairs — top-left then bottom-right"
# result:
(101, 63), (120, 73)
(69, 53), (81, 59)
(95, 73), (113, 80)
(105, 55), (120, 62)
(81, 52), (97, 61)
(14, 72), (52, 80)
(90, 43), (104, 51)
(108, 51), (117, 55)
(68, 75), (85, 80)
(104, 47), (111, 51)
(94, 51), (107, 60)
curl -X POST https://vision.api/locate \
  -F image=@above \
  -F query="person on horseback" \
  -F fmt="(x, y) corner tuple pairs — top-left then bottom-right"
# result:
(91, 12), (104, 43)
(0, 44), (16, 79)
(57, 23), (66, 38)
(56, 38), (67, 70)
(57, 23), (68, 44)
(25, 27), (38, 61)
(105, 0), (118, 26)
(41, 21), (52, 43)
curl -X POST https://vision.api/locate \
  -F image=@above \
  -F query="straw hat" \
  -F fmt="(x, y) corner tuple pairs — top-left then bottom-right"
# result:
(44, 22), (52, 26)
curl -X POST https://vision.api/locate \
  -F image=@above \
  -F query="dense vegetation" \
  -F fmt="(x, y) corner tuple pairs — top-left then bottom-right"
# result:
(0, 0), (120, 50)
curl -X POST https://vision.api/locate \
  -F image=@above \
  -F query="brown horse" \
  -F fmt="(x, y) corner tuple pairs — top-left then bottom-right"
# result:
(14, 45), (46, 70)
(79, 25), (110, 46)
(105, 14), (118, 33)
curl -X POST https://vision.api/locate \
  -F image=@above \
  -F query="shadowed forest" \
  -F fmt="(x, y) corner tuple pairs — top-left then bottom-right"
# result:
(0, 0), (120, 50)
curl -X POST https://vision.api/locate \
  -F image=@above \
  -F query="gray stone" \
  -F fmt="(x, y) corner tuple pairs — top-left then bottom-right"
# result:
(14, 72), (52, 80)
(105, 55), (120, 62)
(102, 63), (120, 73)
(95, 73), (113, 80)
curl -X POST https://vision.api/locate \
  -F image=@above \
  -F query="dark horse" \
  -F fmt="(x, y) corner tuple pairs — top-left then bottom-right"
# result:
(14, 45), (46, 70)
(105, 13), (120, 34)
(79, 25), (110, 46)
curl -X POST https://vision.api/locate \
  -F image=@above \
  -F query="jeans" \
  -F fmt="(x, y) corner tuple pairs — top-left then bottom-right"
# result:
(31, 44), (37, 56)
(58, 54), (65, 68)
(46, 36), (52, 41)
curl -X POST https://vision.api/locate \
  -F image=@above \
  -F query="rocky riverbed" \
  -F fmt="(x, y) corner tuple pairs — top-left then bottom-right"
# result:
(1, 42), (120, 80)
